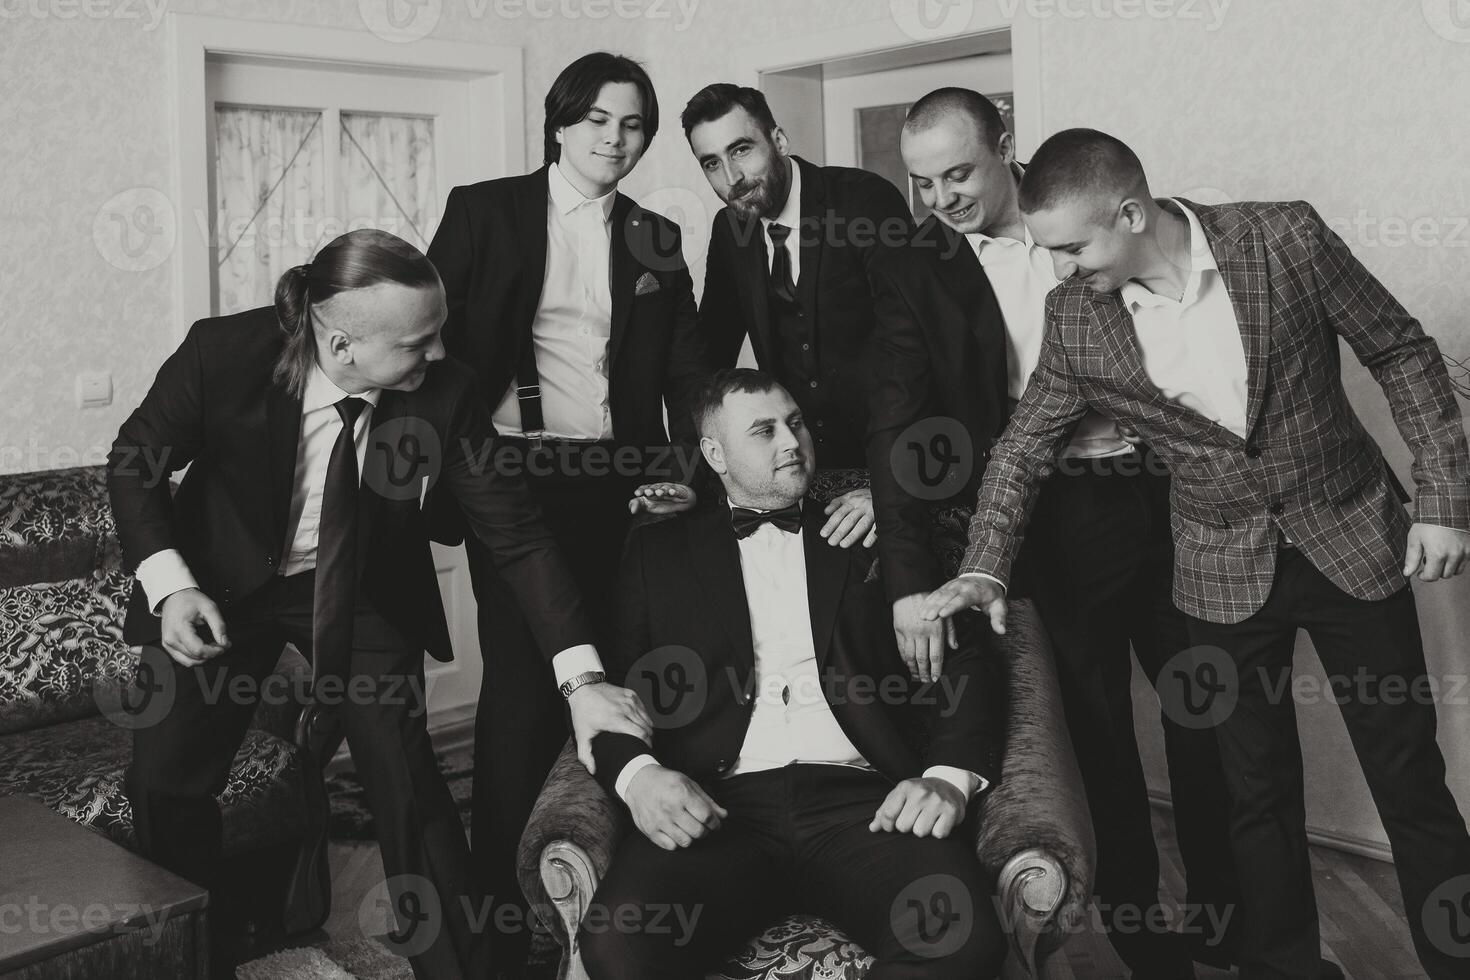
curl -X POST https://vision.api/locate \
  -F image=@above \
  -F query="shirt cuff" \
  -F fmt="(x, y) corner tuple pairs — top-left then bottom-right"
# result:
(958, 572), (1007, 596)
(552, 645), (605, 687)
(135, 549), (200, 615)
(615, 754), (659, 802)
(923, 765), (988, 799)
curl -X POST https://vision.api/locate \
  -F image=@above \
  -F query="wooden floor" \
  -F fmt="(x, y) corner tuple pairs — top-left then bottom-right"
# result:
(306, 805), (1423, 979)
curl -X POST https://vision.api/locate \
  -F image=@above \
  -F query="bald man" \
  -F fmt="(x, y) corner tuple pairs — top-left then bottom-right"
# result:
(866, 91), (1240, 978)
(925, 128), (1470, 980)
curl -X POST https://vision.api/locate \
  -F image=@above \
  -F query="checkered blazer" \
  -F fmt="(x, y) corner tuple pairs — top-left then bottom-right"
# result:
(959, 199), (1470, 624)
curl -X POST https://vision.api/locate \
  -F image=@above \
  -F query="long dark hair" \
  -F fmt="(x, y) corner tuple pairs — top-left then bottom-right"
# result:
(543, 52), (659, 166)
(272, 229), (440, 397)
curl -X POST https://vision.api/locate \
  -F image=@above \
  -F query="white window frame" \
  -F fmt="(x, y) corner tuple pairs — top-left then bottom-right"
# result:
(167, 12), (524, 339)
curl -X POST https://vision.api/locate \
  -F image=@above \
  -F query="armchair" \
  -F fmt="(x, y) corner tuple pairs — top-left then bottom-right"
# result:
(516, 471), (1094, 978)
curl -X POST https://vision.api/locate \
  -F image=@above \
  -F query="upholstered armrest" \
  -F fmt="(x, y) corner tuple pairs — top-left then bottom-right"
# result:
(974, 597), (1095, 974)
(517, 739), (627, 949)
(247, 646), (313, 743)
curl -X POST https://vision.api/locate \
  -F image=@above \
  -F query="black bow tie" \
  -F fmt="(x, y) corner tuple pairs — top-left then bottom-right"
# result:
(731, 503), (802, 539)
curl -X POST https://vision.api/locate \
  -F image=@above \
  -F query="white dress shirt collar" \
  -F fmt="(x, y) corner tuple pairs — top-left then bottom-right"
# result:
(548, 160), (617, 223)
(302, 360), (382, 414)
(1121, 200), (1218, 312)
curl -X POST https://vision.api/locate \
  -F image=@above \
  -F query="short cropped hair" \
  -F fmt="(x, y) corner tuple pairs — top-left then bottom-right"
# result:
(543, 52), (659, 166)
(1018, 128), (1149, 215)
(680, 83), (778, 141)
(691, 368), (783, 437)
(904, 87), (1008, 146)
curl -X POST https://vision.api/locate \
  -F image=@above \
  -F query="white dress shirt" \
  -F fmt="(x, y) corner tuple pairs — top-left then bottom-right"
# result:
(1119, 201), (1249, 439)
(492, 161), (615, 441)
(135, 359), (599, 681)
(615, 505), (985, 801)
(760, 159), (803, 287)
(965, 226), (1130, 459)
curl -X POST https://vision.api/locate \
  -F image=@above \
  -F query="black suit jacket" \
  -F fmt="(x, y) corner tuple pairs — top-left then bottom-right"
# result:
(589, 502), (1002, 800)
(427, 167), (708, 450)
(866, 216), (1012, 601)
(699, 156), (913, 467)
(107, 307), (594, 663)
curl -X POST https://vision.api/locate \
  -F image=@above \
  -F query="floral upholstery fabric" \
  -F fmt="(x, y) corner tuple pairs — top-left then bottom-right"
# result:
(716, 915), (870, 979)
(0, 466), (121, 588)
(0, 713), (303, 853)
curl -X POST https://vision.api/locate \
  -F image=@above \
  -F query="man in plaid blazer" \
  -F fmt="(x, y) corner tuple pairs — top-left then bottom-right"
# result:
(924, 128), (1470, 980)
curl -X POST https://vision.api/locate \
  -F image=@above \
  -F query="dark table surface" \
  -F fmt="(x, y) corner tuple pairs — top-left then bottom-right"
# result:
(0, 794), (208, 971)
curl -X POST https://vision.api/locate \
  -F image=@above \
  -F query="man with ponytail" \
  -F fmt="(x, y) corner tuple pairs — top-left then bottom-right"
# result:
(108, 229), (650, 979)
(426, 51), (709, 975)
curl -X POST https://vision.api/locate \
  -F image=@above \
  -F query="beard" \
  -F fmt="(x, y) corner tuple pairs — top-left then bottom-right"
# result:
(727, 160), (791, 221)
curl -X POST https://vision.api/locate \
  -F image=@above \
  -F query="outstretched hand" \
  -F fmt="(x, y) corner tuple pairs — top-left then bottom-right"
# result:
(920, 576), (1008, 636)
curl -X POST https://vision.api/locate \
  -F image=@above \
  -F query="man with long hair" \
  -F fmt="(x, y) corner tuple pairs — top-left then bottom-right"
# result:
(426, 51), (708, 975)
(110, 229), (642, 978)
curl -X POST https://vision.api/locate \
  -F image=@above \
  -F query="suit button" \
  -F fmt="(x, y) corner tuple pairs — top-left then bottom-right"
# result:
(993, 514), (1013, 531)
(809, 380), (818, 389)
(715, 759), (731, 774)
(801, 343), (811, 351)
(815, 420), (824, 428)
(1269, 502), (1285, 516)
(265, 555), (275, 566)
(1245, 444), (1262, 459)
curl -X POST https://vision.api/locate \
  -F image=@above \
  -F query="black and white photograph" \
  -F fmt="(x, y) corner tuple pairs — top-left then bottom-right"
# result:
(3, 1), (1470, 978)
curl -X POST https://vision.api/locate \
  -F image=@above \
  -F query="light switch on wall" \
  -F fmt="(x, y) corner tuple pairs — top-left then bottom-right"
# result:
(75, 371), (112, 409)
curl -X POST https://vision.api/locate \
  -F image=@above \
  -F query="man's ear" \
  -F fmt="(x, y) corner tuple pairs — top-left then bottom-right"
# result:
(771, 126), (790, 157)
(997, 130), (1015, 165)
(700, 435), (727, 475)
(324, 328), (354, 365)
(1119, 198), (1148, 233)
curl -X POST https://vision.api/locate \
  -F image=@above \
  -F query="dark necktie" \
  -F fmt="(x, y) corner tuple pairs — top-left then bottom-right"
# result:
(767, 222), (797, 306)
(313, 396), (366, 682)
(731, 503), (802, 539)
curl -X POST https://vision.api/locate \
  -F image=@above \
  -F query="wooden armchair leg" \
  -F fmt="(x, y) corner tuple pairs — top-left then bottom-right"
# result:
(283, 701), (345, 936)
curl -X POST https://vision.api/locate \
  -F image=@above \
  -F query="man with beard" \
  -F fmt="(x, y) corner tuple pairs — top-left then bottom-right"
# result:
(925, 128), (1470, 980)
(868, 89), (1241, 977)
(683, 83), (913, 548)
(426, 52), (704, 976)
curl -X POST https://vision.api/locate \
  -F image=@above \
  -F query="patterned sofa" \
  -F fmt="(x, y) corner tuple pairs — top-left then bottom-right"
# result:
(0, 465), (333, 934)
(517, 470), (1096, 979)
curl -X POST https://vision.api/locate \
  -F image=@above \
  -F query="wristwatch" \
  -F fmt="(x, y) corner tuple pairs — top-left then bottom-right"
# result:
(559, 670), (607, 700)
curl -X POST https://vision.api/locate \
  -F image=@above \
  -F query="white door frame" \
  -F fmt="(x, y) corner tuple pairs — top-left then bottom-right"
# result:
(167, 12), (525, 339)
(732, 10), (1044, 156)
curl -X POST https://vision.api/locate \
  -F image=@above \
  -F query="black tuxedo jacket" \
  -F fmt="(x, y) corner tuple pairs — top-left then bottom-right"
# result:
(427, 167), (708, 449)
(107, 307), (594, 663)
(866, 216), (1012, 601)
(589, 502), (1002, 800)
(699, 156), (913, 467)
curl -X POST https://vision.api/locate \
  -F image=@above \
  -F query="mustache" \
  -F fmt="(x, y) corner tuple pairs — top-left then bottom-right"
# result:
(730, 179), (762, 200)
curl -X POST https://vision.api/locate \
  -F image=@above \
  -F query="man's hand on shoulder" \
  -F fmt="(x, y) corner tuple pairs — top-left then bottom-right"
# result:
(821, 487), (878, 549)
(869, 777), (966, 839)
(1404, 523), (1470, 582)
(159, 588), (231, 667)
(568, 682), (654, 775)
(629, 482), (698, 516)
(625, 765), (728, 851)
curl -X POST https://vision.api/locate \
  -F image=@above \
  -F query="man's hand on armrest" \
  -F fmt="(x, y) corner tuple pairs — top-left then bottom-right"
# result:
(869, 775), (968, 840)
(921, 574), (1008, 636)
(623, 764), (727, 851)
(159, 588), (231, 667)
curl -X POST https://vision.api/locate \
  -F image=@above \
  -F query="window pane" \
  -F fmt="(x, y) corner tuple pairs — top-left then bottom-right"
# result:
(213, 105), (326, 316)
(339, 112), (437, 251)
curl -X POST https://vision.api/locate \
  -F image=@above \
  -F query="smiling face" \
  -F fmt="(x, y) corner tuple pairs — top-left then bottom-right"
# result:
(314, 282), (447, 392)
(1023, 195), (1148, 294)
(688, 106), (792, 221)
(700, 384), (814, 509)
(555, 81), (648, 198)
(901, 113), (1016, 236)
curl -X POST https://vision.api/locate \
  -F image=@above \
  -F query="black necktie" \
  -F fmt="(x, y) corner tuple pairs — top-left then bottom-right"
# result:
(313, 396), (366, 682)
(767, 222), (797, 306)
(731, 503), (802, 539)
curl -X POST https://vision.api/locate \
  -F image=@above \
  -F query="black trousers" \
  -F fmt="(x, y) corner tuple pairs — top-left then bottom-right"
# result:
(1186, 546), (1470, 980)
(126, 572), (487, 980)
(467, 446), (639, 973)
(580, 765), (1005, 980)
(1025, 449), (1240, 976)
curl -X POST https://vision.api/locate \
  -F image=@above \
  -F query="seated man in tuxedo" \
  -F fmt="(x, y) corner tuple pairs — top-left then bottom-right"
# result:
(108, 229), (650, 979)
(578, 369), (1006, 980)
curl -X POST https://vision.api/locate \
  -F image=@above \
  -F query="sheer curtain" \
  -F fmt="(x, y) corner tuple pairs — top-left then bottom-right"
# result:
(340, 113), (437, 251)
(213, 106), (325, 316)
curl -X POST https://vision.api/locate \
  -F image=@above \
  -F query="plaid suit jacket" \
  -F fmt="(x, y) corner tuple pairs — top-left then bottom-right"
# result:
(959, 199), (1470, 624)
